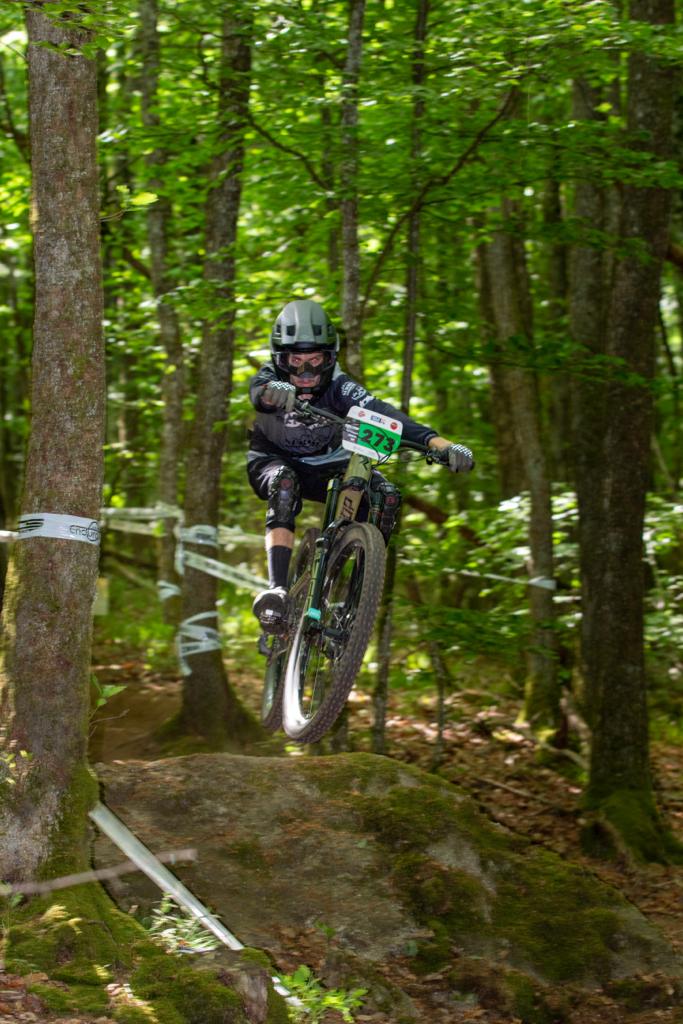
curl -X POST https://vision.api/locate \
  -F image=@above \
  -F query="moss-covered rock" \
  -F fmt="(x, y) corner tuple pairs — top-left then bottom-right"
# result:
(449, 956), (570, 1024)
(7, 883), (289, 1023)
(94, 752), (682, 1017)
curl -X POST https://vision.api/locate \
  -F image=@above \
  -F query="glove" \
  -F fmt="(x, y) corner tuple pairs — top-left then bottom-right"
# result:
(445, 443), (474, 473)
(260, 380), (296, 412)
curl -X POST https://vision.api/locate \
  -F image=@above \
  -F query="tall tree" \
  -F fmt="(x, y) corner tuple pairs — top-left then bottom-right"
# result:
(0, 6), (104, 878)
(339, 0), (365, 382)
(577, 0), (679, 858)
(178, 8), (260, 745)
(139, 0), (184, 621)
(479, 199), (559, 737)
(373, 0), (430, 754)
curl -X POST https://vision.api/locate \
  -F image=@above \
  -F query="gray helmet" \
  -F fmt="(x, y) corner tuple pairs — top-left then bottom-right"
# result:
(270, 299), (339, 389)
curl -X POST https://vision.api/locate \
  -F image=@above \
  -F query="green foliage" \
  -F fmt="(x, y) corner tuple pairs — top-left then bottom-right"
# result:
(93, 576), (177, 674)
(91, 675), (127, 711)
(277, 964), (366, 1024)
(145, 893), (220, 954)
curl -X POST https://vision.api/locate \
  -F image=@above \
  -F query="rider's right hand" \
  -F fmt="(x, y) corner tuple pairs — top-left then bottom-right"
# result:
(260, 381), (296, 412)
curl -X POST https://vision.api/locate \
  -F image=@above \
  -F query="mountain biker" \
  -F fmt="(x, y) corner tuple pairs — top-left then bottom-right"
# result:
(248, 298), (474, 628)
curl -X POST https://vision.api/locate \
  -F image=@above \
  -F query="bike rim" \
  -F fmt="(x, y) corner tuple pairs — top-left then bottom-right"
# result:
(292, 538), (366, 724)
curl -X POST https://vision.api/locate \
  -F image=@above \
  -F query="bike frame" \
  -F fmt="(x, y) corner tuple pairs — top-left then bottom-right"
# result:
(269, 400), (437, 650)
(304, 451), (375, 629)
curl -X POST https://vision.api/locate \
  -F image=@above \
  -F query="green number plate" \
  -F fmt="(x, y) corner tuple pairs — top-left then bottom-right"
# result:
(342, 405), (403, 461)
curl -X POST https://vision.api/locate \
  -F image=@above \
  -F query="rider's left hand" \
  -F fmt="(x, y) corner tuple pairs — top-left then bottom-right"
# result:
(445, 443), (474, 473)
(428, 437), (475, 472)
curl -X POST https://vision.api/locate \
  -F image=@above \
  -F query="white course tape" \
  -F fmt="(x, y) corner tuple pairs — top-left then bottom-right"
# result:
(528, 576), (557, 591)
(183, 549), (267, 593)
(217, 525), (264, 547)
(101, 504), (182, 521)
(88, 802), (302, 1008)
(177, 611), (222, 676)
(0, 530), (17, 543)
(459, 569), (557, 590)
(107, 519), (162, 537)
(18, 513), (100, 545)
(179, 524), (218, 547)
(157, 579), (181, 602)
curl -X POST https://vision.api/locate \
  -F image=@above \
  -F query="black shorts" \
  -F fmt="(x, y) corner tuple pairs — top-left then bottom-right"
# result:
(247, 454), (379, 523)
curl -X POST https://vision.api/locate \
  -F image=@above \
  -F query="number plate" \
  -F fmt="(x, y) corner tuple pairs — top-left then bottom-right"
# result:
(342, 406), (403, 461)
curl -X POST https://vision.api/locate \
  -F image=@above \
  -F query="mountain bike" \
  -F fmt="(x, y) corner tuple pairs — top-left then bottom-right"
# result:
(259, 400), (452, 745)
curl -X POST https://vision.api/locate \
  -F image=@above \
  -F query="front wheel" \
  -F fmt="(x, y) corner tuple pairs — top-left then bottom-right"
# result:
(282, 522), (386, 744)
(260, 527), (320, 732)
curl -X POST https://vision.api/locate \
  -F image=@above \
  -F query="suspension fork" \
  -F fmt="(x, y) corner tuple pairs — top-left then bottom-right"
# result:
(304, 453), (374, 625)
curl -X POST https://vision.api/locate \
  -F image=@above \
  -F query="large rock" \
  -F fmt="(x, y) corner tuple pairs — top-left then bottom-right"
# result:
(94, 753), (682, 1018)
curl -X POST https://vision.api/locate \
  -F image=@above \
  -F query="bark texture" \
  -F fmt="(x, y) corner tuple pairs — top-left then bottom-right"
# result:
(0, 8), (104, 880)
(479, 204), (559, 734)
(179, 10), (259, 743)
(477, 250), (527, 498)
(373, 0), (429, 754)
(541, 177), (571, 483)
(582, 0), (675, 820)
(139, 0), (184, 621)
(340, 0), (366, 382)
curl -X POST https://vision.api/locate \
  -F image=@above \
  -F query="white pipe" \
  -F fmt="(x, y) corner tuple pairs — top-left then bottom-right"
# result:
(89, 802), (299, 1006)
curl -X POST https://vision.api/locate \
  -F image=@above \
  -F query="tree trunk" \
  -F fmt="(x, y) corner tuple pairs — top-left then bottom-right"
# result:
(568, 78), (614, 737)
(340, 0), (365, 382)
(178, 10), (260, 745)
(541, 177), (571, 483)
(0, 7), (103, 880)
(580, 0), (677, 859)
(372, 0), (428, 754)
(477, 249), (527, 498)
(479, 202), (559, 737)
(139, 0), (184, 622)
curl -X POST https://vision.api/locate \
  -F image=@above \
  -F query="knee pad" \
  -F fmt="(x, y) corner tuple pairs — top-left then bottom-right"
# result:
(266, 467), (301, 531)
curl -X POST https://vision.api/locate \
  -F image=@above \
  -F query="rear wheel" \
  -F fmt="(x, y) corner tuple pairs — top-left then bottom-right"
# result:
(260, 528), (320, 731)
(282, 522), (386, 744)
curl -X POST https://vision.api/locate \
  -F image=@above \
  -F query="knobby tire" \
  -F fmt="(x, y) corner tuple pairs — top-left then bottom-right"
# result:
(282, 521), (386, 744)
(260, 527), (320, 731)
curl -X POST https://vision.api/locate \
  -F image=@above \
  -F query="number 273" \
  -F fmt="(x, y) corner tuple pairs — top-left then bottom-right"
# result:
(359, 426), (395, 453)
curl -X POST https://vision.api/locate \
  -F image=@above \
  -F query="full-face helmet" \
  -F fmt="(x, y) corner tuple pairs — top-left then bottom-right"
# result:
(270, 299), (339, 392)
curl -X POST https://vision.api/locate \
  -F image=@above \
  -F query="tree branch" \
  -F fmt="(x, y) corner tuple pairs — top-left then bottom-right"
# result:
(2, 848), (197, 896)
(247, 113), (329, 191)
(122, 246), (152, 281)
(360, 89), (518, 318)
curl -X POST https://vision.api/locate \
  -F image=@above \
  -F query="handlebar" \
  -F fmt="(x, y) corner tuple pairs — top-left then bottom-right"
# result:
(294, 399), (447, 462)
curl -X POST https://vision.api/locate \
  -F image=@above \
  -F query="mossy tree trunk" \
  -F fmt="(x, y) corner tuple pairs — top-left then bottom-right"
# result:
(578, 0), (678, 861)
(0, 7), (104, 881)
(178, 8), (261, 745)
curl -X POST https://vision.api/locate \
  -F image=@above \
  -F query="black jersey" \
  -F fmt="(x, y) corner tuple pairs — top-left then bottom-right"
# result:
(248, 363), (437, 466)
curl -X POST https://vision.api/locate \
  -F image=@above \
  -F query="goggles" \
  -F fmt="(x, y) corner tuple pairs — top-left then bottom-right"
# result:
(273, 351), (336, 375)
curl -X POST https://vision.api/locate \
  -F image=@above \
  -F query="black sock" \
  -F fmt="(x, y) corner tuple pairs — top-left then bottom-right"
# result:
(267, 545), (292, 589)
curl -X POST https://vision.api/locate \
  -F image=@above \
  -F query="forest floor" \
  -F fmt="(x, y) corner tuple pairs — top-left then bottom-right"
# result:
(4, 644), (683, 1024)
